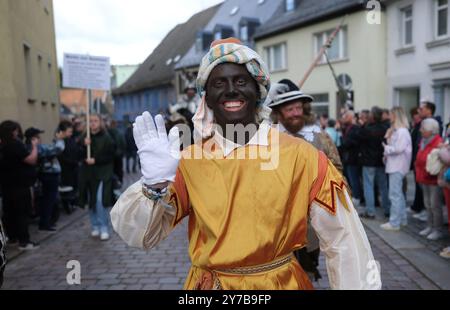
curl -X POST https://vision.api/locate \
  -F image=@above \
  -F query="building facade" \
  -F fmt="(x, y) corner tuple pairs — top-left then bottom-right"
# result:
(386, 0), (450, 123)
(111, 64), (139, 89)
(0, 0), (60, 142)
(60, 89), (111, 118)
(174, 0), (283, 97)
(112, 4), (221, 126)
(255, 0), (387, 119)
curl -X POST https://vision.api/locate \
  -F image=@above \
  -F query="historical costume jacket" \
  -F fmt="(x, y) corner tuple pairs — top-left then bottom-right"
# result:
(111, 123), (381, 290)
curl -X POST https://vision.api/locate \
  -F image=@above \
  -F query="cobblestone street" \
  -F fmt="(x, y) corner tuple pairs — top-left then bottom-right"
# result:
(1, 171), (449, 290)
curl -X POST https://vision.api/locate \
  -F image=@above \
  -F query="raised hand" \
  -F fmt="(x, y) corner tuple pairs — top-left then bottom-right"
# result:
(133, 111), (180, 185)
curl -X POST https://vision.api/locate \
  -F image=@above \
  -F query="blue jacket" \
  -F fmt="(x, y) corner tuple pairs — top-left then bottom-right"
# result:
(37, 139), (65, 174)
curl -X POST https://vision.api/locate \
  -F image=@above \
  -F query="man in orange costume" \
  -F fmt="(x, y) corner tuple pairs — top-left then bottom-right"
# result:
(111, 38), (381, 290)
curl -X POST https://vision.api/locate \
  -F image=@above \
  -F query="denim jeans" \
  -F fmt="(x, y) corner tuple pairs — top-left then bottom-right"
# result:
(88, 182), (111, 234)
(362, 166), (390, 216)
(345, 165), (362, 200)
(388, 172), (407, 228)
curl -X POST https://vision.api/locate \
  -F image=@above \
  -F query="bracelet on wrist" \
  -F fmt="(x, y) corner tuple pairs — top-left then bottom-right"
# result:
(142, 184), (168, 201)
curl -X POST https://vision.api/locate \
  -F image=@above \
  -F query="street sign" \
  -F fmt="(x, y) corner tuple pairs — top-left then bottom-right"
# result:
(337, 73), (353, 91)
(63, 53), (110, 90)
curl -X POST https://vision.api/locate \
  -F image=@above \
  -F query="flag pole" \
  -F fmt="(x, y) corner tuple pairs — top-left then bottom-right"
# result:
(86, 88), (91, 159)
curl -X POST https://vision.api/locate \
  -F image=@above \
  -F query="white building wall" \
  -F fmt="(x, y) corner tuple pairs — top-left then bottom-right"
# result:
(387, 0), (450, 124)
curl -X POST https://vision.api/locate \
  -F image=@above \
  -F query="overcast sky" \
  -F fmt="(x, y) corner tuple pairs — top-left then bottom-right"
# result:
(54, 0), (223, 67)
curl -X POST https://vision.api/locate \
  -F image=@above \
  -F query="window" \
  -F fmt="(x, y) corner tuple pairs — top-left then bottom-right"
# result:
(239, 18), (261, 43)
(23, 45), (34, 101)
(401, 5), (413, 46)
(213, 25), (234, 41)
(47, 62), (53, 103)
(38, 55), (45, 103)
(310, 93), (329, 116)
(436, 0), (449, 38)
(285, 0), (296, 12)
(240, 26), (248, 42)
(264, 43), (287, 72)
(195, 31), (213, 52)
(230, 6), (239, 16)
(314, 27), (347, 62)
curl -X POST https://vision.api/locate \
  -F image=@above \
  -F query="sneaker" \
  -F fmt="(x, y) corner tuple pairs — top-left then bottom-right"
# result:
(413, 210), (428, 222)
(419, 227), (432, 236)
(18, 242), (40, 250)
(440, 247), (450, 259)
(427, 230), (443, 241)
(91, 230), (100, 238)
(100, 232), (110, 241)
(380, 222), (400, 231)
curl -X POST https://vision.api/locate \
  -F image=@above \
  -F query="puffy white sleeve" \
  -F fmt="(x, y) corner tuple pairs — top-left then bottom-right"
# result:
(110, 181), (177, 250)
(310, 187), (382, 290)
(308, 153), (382, 290)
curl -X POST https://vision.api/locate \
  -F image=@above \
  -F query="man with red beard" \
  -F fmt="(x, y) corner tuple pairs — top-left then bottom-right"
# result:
(268, 79), (342, 172)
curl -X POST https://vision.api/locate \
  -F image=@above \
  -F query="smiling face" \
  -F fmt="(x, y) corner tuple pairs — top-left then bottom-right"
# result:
(276, 101), (304, 134)
(205, 63), (259, 129)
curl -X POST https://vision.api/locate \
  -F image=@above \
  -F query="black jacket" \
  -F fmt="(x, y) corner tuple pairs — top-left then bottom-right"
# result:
(0, 219), (6, 288)
(357, 122), (389, 167)
(58, 136), (82, 187)
(125, 126), (137, 155)
(339, 124), (361, 165)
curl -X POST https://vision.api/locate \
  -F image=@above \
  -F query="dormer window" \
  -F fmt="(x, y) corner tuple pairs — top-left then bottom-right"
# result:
(285, 0), (298, 12)
(238, 17), (261, 43)
(213, 24), (234, 41)
(230, 6), (239, 16)
(240, 25), (249, 42)
(196, 30), (213, 52)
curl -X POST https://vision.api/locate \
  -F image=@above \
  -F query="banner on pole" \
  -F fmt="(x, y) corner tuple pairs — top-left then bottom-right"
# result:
(63, 53), (110, 90)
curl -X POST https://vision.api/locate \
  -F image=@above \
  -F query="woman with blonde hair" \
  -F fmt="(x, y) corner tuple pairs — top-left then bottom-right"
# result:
(380, 107), (412, 231)
(79, 114), (115, 241)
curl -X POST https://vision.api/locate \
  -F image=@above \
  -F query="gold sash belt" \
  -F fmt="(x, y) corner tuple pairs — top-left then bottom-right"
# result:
(215, 253), (294, 275)
(194, 253), (295, 290)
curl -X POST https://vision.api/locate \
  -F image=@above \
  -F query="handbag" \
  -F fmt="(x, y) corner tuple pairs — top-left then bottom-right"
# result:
(426, 148), (443, 176)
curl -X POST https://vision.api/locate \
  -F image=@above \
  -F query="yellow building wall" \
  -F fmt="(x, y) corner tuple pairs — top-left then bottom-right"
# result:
(0, 0), (60, 143)
(256, 11), (387, 119)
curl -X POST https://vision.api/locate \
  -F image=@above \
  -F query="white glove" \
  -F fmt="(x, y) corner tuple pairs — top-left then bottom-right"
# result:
(133, 112), (180, 186)
(263, 83), (290, 106)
